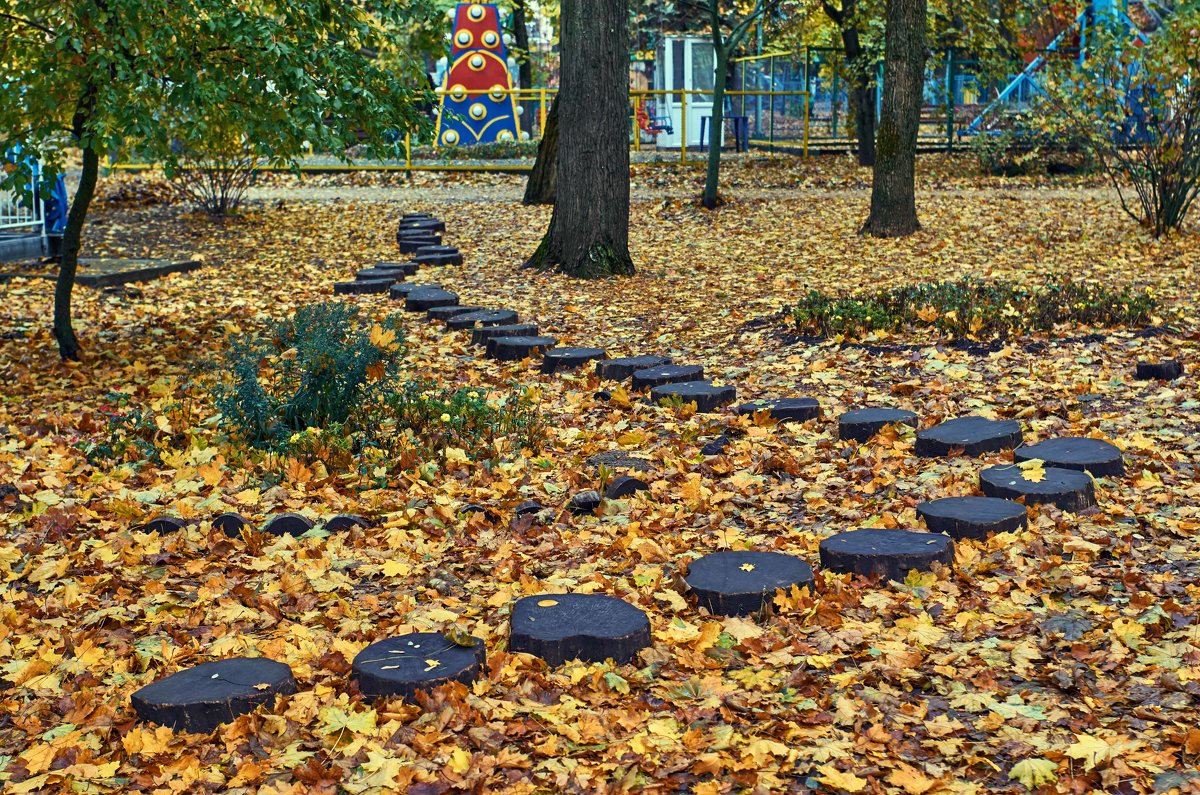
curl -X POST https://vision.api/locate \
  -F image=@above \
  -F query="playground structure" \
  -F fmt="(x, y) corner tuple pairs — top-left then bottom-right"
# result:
(434, 3), (523, 147)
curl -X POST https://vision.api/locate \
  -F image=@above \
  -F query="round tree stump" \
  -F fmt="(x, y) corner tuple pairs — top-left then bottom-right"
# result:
(447, 309), (519, 331)
(334, 279), (392, 295)
(604, 475), (649, 499)
(472, 323), (538, 347)
(376, 261), (419, 277)
(397, 218), (445, 234)
(915, 416), (1023, 457)
(398, 236), (442, 254)
(1014, 437), (1125, 477)
(631, 364), (704, 391)
(735, 397), (821, 423)
(131, 657), (297, 733)
(413, 246), (463, 267)
(139, 516), (187, 534)
(979, 465), (1096, 511)
(1135, 360), (1183, 381)
(509, 593), (651, 666)
(596, 355), (672, 381)
(427, 305), (485, 322)
(487, 335), (557, 361)
(916, 496), (1028, 540)
(542, 347), (606, 374)
(212, 512), (255, 537)
(650, 381), (736, 413)
(324, 514), (372, 532)
(838, 408), (919, 442)
(701, 435), (732, 455)
(513, 500), (545, 517)
(391, 282), (438, 301)
(569, 490), (603, 515)
(819, 529), (954, 581)
(405, 288), (459, 312)
(261, 513), (314, 536)
(685, 551), (814, 616)
(354, 268), (406, 283)
(351, 632), (486, 702)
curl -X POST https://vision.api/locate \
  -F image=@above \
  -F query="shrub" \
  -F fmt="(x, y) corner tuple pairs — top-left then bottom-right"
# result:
(212, 302), (405, 446)
(78, 391), (163, 466)
(792, 277), (1155, 339)
(168, 130), (256, 217)
(970, 114), (1096, 177)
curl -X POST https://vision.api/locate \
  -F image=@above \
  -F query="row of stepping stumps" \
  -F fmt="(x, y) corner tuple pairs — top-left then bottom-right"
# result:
(129, 212), (1174, 733)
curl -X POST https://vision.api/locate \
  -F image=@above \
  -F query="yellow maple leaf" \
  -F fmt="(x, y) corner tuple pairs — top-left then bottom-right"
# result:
(888, 763), (935, 795)
(369, 324), (400, 352)
(1065, 733), (1112, 771)
(815, 764), (867, 792)
(1017, 458), (1046, 483)
(447, 747), (472, 775)
(1009, 758), (1058, 788)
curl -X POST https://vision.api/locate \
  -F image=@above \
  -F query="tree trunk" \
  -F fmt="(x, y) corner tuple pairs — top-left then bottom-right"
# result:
(861, 0), (927, 237)
(840, 25), (876, 167)
(53, 145), (100, 361)
(523, 92), (559, 205)
(702, 47), (729, 209)
(511, 0), (536, 137)
(524, 0), (633, 277)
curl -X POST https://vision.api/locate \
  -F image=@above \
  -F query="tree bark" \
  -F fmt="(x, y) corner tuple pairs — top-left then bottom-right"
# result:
(511, 0), (537, 137)
(840, 24), (877, 167)
(53, 145), (99, 361)
(861, 0), (927, 237)
(524, 0), (633, 277)
(523, 92), (559, 205)
(702, 46), (729, 209)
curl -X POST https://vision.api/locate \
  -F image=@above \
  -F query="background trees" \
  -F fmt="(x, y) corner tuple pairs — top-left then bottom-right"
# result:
(0, 0), (435, 360)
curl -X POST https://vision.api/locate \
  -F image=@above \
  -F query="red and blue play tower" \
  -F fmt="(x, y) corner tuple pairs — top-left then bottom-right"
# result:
(435, 3), (523, 147)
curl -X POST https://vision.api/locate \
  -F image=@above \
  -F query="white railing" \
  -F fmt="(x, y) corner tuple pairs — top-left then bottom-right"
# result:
(0, 165), (44, 235)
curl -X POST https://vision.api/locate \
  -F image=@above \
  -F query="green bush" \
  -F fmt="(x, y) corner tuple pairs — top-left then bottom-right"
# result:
(212, 302), (405, 446)
(970, 112), (1096, 177)
(78, 391), (163, 466)
(792, 277), (1155, 339)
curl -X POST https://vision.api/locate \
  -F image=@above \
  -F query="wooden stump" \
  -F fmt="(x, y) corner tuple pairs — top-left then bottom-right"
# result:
(509, 593), (651, 666)
(542, 347), (607, 374)
(446, 310), (520, 331)
(979, 465), (1096, 512)
(915, 416), (1022, 457)
(405, 288), (459, 312)
(819, 529), (954, 581)
(472, 323), (538, 347)
(838, 408), (918, 442)
(261, 513), (314, 536)
(685, 551), (814, 616)
(1013, 437), (1124, 477)
(352, 632), (486, 702)
(487, 335), (557, 361)
(916, 496), (1027, 539)
(131, 657), (296, 733)
(631, 364), (704, 391)
(650, 381), (736, 413)
(596, 355), (672, 381)
(735, 397), (821, 423)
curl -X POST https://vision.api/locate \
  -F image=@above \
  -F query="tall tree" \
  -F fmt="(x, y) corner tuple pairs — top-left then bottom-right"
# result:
(861, 0), (928, 236)
(819, 0), (878, 166)
(697, 0), (785, 209)
(525, 0), (634, 277)
(0, 0), (434, 360)
(523, 92), (559, 205)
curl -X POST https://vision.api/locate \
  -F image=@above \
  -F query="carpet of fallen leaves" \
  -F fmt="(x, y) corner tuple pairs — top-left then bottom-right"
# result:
(2, 156), (1199, 795)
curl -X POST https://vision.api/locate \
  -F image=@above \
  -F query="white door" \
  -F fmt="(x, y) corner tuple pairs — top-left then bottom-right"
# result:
(654, 37), (718, 149)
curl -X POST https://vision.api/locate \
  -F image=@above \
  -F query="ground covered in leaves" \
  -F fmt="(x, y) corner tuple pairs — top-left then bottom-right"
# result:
(2, 156), (1199, 794)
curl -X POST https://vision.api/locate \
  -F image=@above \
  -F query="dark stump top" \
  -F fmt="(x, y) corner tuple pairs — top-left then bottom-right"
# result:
(352, 632), (486, 702)
(596, 355), (672, 382)
(397, 218), (445, 234)
(487, 335), (557, 361)
(542, 347), (607, 374)
(354, 268), (406, 282)
(916, 496), (1028, 539)
(414, 251), (464, 267)
(513, 500), (545, 517)
(324, 514), (372, 532)
(700, 435), (732, 456)
(650, 381), (737, 413)
(915, 416), (1023, 457)
(1013, 437), (1125, 477)
(334, 279), (392, 295)
(735, 397), (821, 423)
(979, 465), (1096, 512)
(405, 288), (459, 312)
(139, 516), (187, 534)
(399, 236), (442, 253)
(473, 323), (538, 346)
(131, 657), (297, 734)
(261, 513), (314, 536)
(631, 364), (704, 391)
(838, 408), (919, 442)
(685, 551), (815, 617)
(447, 309), (519, 330)
(819, 529), (954, 582)
(213, 512), (255, 537)
(569, 490), (603, 515)
(1135, 360), (1184, 381)
(605, 475), (649, 499)
(427, 305), (485, 322)
(509, 593), (651, 666)
(391, 282), (439, 300)
(373, 261), (419, 277)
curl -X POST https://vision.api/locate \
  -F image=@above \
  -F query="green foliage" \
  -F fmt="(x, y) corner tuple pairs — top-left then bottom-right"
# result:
(212, 303), (406, 446)
(792, 277), (1156, 338)
(376, 381), (545, 465)
(77, 391), (162, 466)
(970, 113), (1096, 177)
(414, 140), (541, 161)
(0, 0), (439, 196)
(1038, 9), (1200, 235)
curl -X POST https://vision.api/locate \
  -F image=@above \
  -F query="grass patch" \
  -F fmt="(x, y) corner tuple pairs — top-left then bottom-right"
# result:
(792, 277), (1156, 339)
